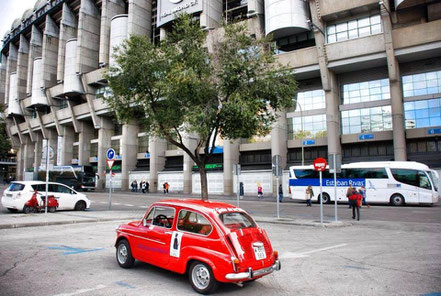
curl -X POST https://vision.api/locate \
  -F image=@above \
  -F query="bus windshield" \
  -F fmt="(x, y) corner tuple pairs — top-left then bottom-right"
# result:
(428, 171), (440, 192)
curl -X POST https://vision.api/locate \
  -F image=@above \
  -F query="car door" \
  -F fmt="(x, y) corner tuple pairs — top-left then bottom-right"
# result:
(136, 206), (174, 267)
(49, 184), (75, 209)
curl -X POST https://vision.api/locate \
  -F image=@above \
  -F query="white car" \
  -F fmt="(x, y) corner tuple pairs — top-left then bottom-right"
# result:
(1, 181), (91, 213)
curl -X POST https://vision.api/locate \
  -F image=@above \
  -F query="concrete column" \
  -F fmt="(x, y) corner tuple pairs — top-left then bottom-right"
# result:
(46, 129), (58, 166)
(60, 126), (75, 165)
(17, 36), (29, 102)
(16, 144), (25, 181)
(99, 0), (126, 66)
(223, 139), (240, 195)
(121, 122), (139, 190)
(0, 53), (6, 104)
(76, 0), (101, 74)
(200, 0), (223, 29)
(78, 121), (95, 166)
(42, 15), (59, 88)
(5, 44), (18, 105)
(57, 3), (78, 82)
(381, 2), (406, 161)
(149, 137), (166, 193)
(97, 117), (114, 189)
(325, 72), (341, 156)
(308, 0), (341, 158)
(270, 112), (288, 195)
(33, 133), (43, 173)
(183, 134), (198, 194)
(128, 0), (152, 36)
(22, 136), (35, 176)
(26, 25), (43, 94)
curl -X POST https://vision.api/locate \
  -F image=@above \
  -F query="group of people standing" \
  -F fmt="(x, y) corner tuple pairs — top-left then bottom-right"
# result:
(130, 179), (150, 193)
(304, 184), (368, 221)
(346, 184), (369, 221)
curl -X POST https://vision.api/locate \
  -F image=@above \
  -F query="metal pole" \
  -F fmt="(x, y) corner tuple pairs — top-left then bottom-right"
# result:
(298, 103), (304, 166)
(334, 154), (338, 222)
(276, 175), (280, 219)
(45, 143), (49, 214)
(108, 169), (112, 210)
(236, 169), (240, 207)
(319, 171), (323, 226)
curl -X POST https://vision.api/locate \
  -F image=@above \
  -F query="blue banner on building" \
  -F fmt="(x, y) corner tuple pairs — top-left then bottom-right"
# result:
(289, 178), (365, 187)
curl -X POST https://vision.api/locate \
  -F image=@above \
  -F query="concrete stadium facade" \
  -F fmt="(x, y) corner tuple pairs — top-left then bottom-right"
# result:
(1, 0), (441, 195)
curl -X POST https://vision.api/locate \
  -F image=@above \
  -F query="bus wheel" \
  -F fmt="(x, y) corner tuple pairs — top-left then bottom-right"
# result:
(319, 193), (331, 204)
(390, 194), (405, 206)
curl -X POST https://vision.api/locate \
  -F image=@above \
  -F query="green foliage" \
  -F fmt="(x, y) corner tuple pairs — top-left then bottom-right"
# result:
(0, 103), (11, 158)
(104, 14), (298, 197)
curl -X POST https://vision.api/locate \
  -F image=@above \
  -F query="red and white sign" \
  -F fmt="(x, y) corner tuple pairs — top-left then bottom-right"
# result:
(313, 158), (327, 172)
(106, 159), (115, 170)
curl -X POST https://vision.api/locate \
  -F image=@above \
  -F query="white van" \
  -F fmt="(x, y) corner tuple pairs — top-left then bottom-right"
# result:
(1, 181), (91, 213)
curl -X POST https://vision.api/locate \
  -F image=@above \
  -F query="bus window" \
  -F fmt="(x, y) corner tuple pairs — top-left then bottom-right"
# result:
(418, 171), (432, 190)
(391, 169), (419, 187)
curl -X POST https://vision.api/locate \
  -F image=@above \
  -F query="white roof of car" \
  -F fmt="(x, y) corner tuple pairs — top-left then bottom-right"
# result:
(12, 181), (66, 185)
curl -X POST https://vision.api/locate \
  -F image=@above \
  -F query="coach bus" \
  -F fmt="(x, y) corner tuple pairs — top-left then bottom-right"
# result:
(289, 161), (440, 206)
(37, 165), (96, 191)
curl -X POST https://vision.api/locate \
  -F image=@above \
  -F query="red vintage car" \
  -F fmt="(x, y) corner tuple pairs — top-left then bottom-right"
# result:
(115, 199), (281, 294)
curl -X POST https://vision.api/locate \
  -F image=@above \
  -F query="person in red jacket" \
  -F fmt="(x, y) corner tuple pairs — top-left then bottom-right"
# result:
(349, 187), (362, 221)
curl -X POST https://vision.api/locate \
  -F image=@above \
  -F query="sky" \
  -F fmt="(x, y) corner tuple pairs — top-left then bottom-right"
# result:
(0, 0), (37, 37)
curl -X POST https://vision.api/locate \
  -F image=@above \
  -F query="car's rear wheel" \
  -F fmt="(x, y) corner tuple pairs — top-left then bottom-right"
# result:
(7, 208), (18, 213)
(116, 239), (135, 268)
(189, 261), (218, 294)
(74, 201), (86, 211)
(23, 205), (33, 214)
(49, 207), (56, 213)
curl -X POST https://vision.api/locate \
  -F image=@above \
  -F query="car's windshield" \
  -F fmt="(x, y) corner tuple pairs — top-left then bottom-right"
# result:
(7, 183), (25, 191)
(219, 212), (256, 230)
(428, 171), (440, 192)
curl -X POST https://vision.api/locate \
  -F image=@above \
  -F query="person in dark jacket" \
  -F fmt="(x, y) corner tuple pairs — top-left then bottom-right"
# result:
(349, 188), (362, 221)
(279, 184), (284, 202)
(239, 182), (244, 199)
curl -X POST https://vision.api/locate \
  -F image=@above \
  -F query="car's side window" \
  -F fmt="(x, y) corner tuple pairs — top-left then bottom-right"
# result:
(146, 207), (175, 229)
(177, 210), (212, 235)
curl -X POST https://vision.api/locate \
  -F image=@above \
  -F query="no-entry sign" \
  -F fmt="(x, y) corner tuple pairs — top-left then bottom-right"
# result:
(313, 157), (327, 172)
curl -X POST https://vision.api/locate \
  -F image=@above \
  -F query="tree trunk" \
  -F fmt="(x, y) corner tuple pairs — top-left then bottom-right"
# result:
(200, 168), (208, 200)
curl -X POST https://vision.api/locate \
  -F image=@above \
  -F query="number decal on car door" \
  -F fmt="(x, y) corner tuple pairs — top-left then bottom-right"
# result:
(170, 231), (183, 258)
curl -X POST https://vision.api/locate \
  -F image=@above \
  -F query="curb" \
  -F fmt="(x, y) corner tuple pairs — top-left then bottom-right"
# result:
(0, 215), (352, 230)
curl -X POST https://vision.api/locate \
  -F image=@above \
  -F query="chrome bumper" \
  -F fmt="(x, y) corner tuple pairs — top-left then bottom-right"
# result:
(225, 260), (281, 280)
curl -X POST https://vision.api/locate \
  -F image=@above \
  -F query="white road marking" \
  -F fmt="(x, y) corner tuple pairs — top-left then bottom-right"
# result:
(139, 206), (148, 208)
(280, 243), (347, 259)
(124, 204), (134, 207)
(52, 284), (106, 296)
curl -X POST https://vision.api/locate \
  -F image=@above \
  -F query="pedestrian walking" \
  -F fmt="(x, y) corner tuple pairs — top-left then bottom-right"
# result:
(165, 182), (169, 194)
(163, 182), (166, 194)
(142, 181), (147, 193)
(305, 185), (313, 206)
(138, 181), (142, 192)
(131, 180), (137, 192)
(257, 184), (263, 198)
(349, 187), (362, 220)
(359, 185), (369, 207)
(239, 182), (244, 199)
(346, 184), (353, 208)
(278, 184), (283, 203)
(146, 181), (150, 193)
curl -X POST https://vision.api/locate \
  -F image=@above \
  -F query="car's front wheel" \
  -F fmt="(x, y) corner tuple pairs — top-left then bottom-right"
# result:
(116, 239), (135, 268)
(74, 200), (86, 211)
(189, 261), (218, 295)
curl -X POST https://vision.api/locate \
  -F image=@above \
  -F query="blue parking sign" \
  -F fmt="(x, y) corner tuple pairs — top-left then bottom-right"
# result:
(106, 148), (116, 160)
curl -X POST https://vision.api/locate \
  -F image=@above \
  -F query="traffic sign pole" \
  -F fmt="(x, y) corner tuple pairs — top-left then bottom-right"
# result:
(319, 171), (323, 226)
(333, 154), (338, 222)
(45, 143), (49, 214)
(106, 148), (116, 210)
(313, 157), (327, 227)
(108, 169), (112, 210)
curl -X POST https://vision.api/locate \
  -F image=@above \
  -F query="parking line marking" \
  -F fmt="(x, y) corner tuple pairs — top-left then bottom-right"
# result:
(49, 246), (105, 255)
(281, 243), (347, 259)
(52, 284), (106, 296)
(124, 204), (134, 207)
(115, 281), (136, 289)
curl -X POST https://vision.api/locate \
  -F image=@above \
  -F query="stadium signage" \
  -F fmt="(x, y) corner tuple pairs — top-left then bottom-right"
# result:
(157, 0), (202, 27)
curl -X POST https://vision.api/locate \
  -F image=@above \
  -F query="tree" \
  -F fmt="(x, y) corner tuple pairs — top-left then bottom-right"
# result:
(0, 103), (11, 159)
(105, 14), (298, 199)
